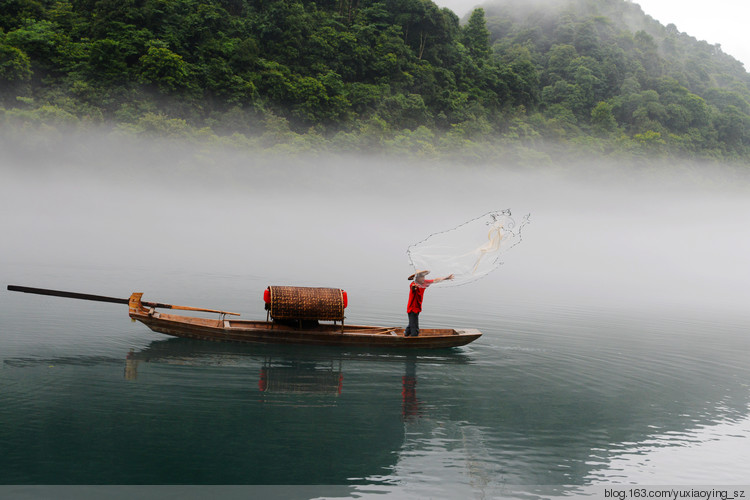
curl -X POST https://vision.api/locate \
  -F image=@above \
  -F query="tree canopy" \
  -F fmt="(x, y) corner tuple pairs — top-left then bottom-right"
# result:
(1, 0), (749, 162)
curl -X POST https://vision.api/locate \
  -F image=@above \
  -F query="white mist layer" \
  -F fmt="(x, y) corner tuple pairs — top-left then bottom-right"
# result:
(1, 130), (749, 319)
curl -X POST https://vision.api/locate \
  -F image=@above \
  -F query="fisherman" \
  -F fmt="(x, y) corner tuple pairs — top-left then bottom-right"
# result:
(405, 270), (454, 337)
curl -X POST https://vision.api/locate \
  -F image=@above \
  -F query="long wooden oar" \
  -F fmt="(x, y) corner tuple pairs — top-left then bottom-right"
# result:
(7, 285), (240, 316)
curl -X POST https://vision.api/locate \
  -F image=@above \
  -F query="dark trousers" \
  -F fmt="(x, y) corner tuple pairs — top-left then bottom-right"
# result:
(405, 312), (420, 337)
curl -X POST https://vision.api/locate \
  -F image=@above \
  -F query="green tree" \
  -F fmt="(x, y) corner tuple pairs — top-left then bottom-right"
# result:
(462, 8), (491, 61)
(137, 45), (191, 92)
(0, 43), (33, 83)
(88, 38), (127, 80)
(714, 105), (748, 149)
(4, 19), (62, 71)
(590, 101), (617, 134)
(380, 92), (430, 129)
(544, 44), (577, 83)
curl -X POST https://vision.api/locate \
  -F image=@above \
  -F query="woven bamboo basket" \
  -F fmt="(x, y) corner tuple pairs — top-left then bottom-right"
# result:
(266, 286), (346, 322)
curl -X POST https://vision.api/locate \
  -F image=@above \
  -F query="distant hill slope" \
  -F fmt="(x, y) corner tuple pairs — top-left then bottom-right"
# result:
(1, 0), (748, 161)
(485, 0), (750, 90)
(481, 0), (750, 156)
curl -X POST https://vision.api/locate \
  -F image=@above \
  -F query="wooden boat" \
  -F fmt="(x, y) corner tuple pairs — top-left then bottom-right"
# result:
(7, 285), (482, 349)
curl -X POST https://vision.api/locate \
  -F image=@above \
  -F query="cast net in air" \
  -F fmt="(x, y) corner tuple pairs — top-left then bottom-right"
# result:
(406, 210), (530, 287)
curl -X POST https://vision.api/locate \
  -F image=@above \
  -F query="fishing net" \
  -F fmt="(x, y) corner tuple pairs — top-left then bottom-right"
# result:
(406, 210), (530, 287)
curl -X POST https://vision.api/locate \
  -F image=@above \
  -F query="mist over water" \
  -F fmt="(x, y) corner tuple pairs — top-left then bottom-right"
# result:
(1, 131), (749, 493)
(2, 131), (748, 317)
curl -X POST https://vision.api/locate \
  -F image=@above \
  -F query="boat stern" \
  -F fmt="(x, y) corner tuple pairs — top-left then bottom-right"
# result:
(128, 292), (146, 316)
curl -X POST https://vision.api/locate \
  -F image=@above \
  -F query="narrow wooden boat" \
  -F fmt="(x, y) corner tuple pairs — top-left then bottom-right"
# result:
(8, 285), (482, 349)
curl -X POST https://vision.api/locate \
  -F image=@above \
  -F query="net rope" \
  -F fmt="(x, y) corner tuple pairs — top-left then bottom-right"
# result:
(406, 209), (530, 287)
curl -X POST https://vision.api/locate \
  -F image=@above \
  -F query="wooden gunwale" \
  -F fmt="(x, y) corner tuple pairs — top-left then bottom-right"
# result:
(129, 307), (481, 348)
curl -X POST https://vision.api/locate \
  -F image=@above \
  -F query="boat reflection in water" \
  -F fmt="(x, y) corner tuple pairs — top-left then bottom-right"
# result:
(127, 340), (434, 423)
(127, 343), (349, 400)
(117, 338), (472, 484)
(258, 359), (343, 397)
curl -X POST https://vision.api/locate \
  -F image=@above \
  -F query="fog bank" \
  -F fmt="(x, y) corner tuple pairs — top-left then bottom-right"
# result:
(2, 131), (749, 320)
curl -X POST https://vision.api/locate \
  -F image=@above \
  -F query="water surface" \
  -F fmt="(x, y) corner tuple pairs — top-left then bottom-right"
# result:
(1, 146), (749, 497)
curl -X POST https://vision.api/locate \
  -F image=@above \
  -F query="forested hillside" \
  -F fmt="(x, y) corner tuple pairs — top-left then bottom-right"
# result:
(483, 0), (750, 160)
(1, 0), (749, 162)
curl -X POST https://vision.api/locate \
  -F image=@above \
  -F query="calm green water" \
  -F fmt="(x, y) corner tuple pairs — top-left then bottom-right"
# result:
(1, 265), (749, 498)
(2, 147), (749, 498)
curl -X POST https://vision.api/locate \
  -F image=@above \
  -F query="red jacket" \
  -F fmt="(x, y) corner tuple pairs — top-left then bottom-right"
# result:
(407, 280), (433, 313)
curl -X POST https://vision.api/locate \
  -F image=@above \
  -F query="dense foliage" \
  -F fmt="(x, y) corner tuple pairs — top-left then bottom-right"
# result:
(1, 0), (749, 162)
(484, 0), (750, 160)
